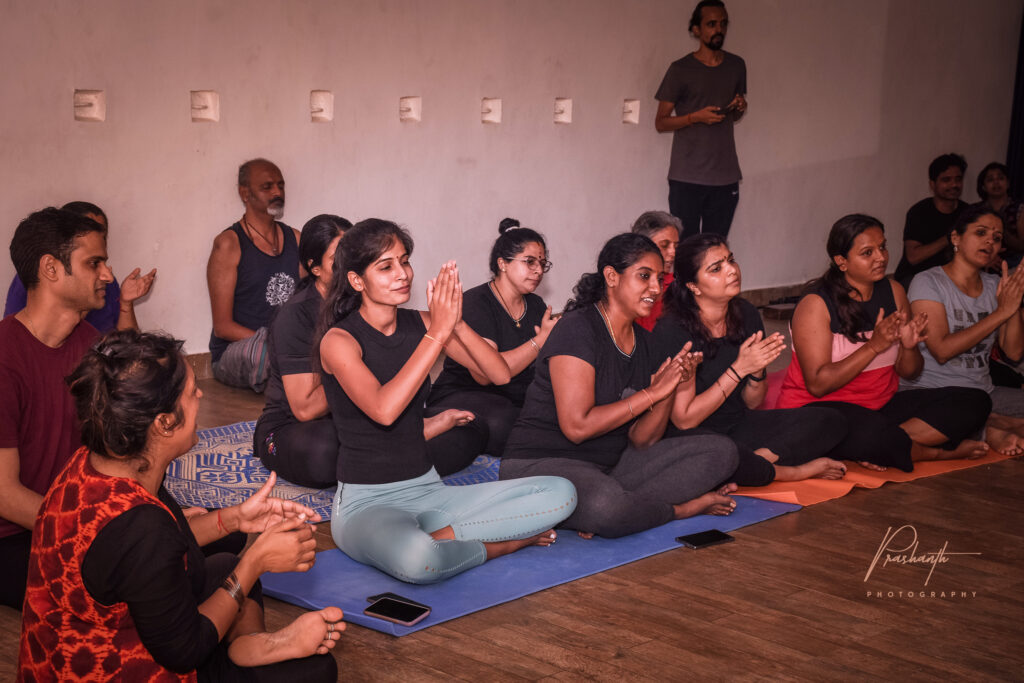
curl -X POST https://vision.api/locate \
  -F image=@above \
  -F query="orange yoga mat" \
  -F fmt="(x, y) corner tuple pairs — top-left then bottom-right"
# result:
(734, 450), (1016, 506)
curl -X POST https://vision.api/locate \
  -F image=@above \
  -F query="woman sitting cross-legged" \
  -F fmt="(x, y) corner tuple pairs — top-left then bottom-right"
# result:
(652, 234), (848, 485)
(318, 219), (577, 584)
(901, 204), (1024, 454)
(501, 232), (740, 539)
(254, 214), (352, 487)
(427, 217), (560, 457)
(19, 330), (341, 682)
(777, 213), (992, 471)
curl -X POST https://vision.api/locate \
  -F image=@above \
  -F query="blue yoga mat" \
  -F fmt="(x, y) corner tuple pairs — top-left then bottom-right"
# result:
(262, 496), (800, 636)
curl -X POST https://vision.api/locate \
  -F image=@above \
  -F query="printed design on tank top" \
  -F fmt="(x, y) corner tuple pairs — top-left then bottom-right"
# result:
(950, 308), (991, 369)
(265, 272), (296, 306)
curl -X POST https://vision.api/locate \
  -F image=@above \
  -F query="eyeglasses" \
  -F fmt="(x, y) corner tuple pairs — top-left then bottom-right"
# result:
(508, 257), (553, 273)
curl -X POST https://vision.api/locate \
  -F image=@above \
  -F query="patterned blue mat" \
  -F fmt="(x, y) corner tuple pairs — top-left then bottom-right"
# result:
(164, 421), (502, 520)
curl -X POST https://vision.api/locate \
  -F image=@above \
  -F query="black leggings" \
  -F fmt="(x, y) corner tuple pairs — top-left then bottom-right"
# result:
(711, 406), (848, 487)
(0, 530), (31, 609)
(500, 433), (738, 538)
(254, 416), (338, 488)
(429, 390), (521, 456)
(817, 387), (992, 472)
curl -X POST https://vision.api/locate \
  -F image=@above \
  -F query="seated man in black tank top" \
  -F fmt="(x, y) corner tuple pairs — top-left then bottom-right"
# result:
(207, 158), (302, 392)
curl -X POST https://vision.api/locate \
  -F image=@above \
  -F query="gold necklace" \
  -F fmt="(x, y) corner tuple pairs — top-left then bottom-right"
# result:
(597, 302), (634, 355)
(242, 216), (280, 256)
(490, 280), (525, 328)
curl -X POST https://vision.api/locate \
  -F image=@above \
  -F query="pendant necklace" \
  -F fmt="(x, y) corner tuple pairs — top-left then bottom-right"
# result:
(490, 281), (525, 328)
(242, 216), (280, 256)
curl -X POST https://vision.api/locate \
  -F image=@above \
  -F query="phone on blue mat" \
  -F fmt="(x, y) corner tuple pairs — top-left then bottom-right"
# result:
(676, 529), (734, 549)
(364, 596), (431, 626)
(367, 592), (429, 610)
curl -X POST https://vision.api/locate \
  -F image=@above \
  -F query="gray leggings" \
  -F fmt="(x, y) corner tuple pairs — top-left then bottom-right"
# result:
(499, 433), (738, 538)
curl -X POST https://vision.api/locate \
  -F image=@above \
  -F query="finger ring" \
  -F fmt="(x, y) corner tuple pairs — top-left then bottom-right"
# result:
(327, 622), (333, 633)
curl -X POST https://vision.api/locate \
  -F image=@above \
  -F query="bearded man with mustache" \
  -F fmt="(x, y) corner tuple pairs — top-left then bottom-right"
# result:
(207, 158), (301, 392)
(655, 0), (748, 242)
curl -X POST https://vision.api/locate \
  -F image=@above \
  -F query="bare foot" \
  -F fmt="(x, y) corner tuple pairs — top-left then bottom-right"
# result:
(858, 461), (888, 472)
(984, 426), (1024, 456)
(228, 606), (344, 666)
(673, 483), (738, 519)
(949, 439), (990, 460)
(577, 531), (595, 539)
(774, 458), (846, 481)
(915, 439), (989, 461)
(483, 530), (557, 559)
(753, 447), (779, 463)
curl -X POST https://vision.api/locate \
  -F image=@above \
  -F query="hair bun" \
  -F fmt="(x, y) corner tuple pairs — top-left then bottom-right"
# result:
(498, 217), (520, 234)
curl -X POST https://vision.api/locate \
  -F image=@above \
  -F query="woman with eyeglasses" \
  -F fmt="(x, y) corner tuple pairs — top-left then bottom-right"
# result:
(427, 218), (559, 457)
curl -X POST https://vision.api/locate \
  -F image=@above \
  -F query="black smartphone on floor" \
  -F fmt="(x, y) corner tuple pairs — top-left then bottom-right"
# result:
(676, 529), (734, 549)
(367, 592), (429, 610)
(364, 596), (431, 626)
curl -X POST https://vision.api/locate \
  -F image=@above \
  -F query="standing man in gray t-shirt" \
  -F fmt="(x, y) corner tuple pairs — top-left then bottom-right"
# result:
(655, 0), (747, 240)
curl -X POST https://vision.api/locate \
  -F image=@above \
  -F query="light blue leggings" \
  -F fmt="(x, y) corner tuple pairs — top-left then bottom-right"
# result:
(331, 468), (577, 584)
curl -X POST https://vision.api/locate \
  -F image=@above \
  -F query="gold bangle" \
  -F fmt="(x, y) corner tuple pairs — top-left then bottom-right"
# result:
(642, 388), (655, 412)
(627, 397), (635, 418)
(423, 333), (444, 347)
(529, 337), (540, 352)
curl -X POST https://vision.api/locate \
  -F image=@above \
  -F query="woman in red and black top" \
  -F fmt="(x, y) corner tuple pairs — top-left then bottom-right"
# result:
(19, 330), (342, 682)
(777, 213), (992, 471)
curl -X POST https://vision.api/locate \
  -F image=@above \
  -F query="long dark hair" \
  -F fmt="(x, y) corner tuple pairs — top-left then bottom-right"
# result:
(66, 330), (187, 471)
(565, 233), (661, 312)
(314, 219), (414, 369)
(663, 233), (745, 354)
(489, 217), (547, 277)
(297, 214), (352, 291)
(811, 213), (885, 343)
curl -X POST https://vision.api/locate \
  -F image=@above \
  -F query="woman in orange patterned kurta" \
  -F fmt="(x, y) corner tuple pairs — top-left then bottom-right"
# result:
(18, 330), (343, 682)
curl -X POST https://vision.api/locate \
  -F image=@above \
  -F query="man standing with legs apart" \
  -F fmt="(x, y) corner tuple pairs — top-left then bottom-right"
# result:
(656, 0), (747, 240)
(207, 158), (301, 392)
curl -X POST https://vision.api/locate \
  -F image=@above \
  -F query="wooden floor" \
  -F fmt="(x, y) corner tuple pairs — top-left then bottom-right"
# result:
(2, 372), (1022, 680)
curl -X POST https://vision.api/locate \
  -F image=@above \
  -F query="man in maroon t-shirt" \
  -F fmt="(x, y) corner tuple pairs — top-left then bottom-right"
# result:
(0, 207), (110, 608)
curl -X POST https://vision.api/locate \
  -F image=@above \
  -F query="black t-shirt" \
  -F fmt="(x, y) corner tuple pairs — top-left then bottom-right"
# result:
(81, 487), (219, 673)
(429, 282), (547, 406)
(321, 308), (433, 484)
(504, 305), (657, 468)
(260, 284), (322, 432)
(894, 198), (967, 285)
(651, 299), (763, 433)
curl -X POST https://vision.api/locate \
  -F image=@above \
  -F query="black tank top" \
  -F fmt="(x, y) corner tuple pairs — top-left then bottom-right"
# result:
(322, 308), (433, 484)
(209, 222), (299, 361)
(816, 277), (896, 337)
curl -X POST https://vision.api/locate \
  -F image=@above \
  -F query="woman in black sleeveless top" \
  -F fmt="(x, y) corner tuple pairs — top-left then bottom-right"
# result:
(317, 219), (576, 584)
(428, 218), (559, 456)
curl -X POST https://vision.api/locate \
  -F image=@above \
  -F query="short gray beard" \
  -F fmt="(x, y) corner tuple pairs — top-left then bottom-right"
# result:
(267, 203), (285, 219)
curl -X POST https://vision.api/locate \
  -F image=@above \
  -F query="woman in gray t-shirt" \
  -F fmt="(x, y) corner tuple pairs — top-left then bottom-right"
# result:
(903, 204), (1024, 454)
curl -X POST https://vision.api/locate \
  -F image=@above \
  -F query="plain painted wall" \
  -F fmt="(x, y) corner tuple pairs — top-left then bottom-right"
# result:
(1, 0), (1020, 353)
